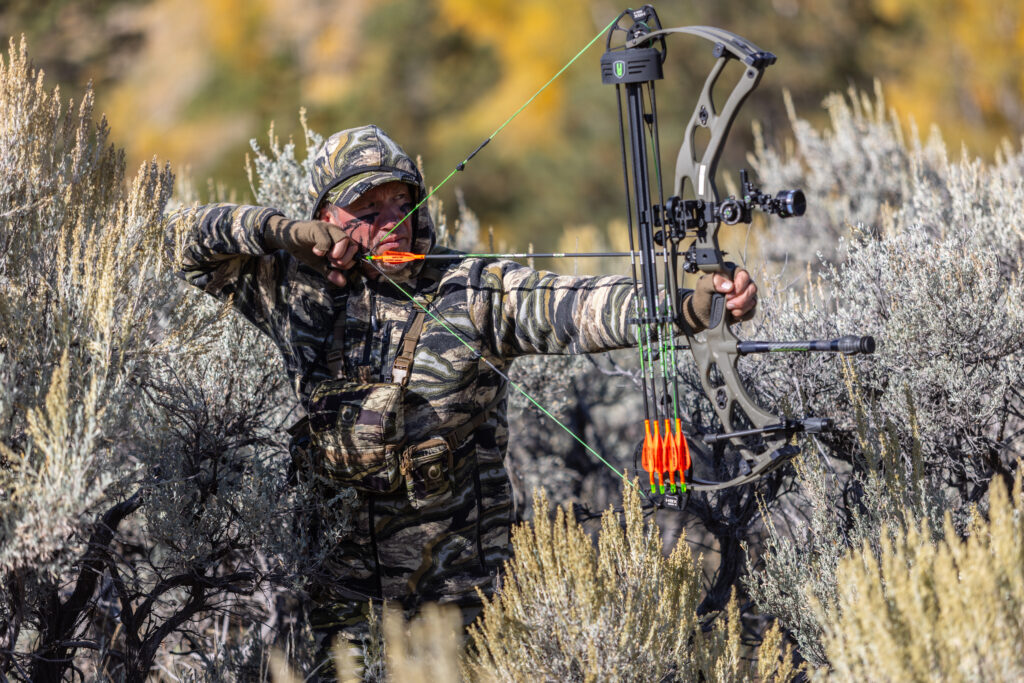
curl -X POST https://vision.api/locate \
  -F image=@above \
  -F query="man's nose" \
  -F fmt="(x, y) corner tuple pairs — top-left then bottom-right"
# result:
(378, 202), (405, 226)
(378, 201), (405, 225)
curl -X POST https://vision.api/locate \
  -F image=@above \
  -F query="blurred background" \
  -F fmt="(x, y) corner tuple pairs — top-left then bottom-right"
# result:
(2, 0), (1021, 250)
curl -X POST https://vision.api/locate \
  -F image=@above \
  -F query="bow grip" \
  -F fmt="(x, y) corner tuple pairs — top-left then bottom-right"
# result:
(709, 291), (726, 329)
(705, 261), (740, 329)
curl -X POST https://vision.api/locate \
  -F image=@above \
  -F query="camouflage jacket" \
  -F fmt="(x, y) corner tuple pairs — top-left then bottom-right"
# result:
(165, 201), (647, 631)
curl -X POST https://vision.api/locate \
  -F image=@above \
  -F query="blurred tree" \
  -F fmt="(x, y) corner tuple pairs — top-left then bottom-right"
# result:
(0, 0), (1019, 261)
(864, 0), (1024, 154)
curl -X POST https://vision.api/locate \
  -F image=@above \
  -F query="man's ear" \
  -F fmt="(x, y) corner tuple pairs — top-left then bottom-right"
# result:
(318, 204), (337, 223)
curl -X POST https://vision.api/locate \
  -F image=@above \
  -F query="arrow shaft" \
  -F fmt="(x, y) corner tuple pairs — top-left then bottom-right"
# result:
(370, 250), (673, 263)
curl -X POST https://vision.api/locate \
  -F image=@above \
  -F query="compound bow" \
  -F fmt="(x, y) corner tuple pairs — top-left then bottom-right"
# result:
(599, 6), (873, 505)
(368, 5), (875, 510)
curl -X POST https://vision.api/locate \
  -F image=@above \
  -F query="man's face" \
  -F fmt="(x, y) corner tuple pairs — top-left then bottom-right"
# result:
(323, 181), (415, 255)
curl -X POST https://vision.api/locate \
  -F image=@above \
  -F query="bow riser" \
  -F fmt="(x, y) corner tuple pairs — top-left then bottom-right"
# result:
(676, 53), (766, 274)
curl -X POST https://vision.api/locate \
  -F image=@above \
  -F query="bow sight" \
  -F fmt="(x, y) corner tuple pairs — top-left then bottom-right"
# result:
(663, 169), (807, 273)
(601, 5), (876, 498)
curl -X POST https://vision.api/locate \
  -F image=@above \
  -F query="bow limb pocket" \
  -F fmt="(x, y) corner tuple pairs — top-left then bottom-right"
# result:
(307, 380), (405, 493)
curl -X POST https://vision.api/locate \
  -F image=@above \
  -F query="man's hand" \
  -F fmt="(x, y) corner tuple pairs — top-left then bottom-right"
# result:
(263, 215), (360, 286)
(681, 266), (758, 332)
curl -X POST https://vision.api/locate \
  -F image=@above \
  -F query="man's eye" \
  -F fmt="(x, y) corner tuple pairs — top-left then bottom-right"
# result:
(357, 211), (380, 223)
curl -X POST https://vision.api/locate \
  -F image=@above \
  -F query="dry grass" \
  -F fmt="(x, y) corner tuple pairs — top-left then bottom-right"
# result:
(815, 471), (1024, 681)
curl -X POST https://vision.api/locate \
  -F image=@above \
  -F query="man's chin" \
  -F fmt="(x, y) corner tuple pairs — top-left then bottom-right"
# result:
(375, 259), (409, 273)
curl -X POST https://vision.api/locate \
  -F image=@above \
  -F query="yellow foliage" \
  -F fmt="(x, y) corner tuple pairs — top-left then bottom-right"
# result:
(298, 0), (370, 106)
(101, 0), (215, 169)
(758, 620), (802, 683)
(434, 0), (596, 147)
(383, 604), (463, 683)
(97, 0), (366, 177)
(0, 35), (176, 578)
(201, 0), (268, 70)
(868, 0), (1024, 155)
(463, 482), (784, 681)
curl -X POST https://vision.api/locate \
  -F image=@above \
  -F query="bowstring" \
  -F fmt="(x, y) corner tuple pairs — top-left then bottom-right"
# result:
(353, 15), (652, 498)
(365, 14), (621, 256)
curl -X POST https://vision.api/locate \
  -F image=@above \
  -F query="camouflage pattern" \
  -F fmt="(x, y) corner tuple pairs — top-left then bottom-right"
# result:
(307, 125), (421, 217)
(164, 126), (667, 657)
(308, 380), (405, 493)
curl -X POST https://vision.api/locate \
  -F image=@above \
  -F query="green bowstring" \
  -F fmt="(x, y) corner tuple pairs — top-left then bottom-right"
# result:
(372, 265), (643, 495)
(369, 13), (621, 254)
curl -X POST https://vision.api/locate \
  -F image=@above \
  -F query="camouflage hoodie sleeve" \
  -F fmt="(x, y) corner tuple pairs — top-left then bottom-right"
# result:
(164, 203), (287, 337)
(465, 258), (644, 358)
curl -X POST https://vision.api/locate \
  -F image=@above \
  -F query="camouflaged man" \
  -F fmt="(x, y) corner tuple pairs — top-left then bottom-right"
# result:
(165, 124), (757, 666)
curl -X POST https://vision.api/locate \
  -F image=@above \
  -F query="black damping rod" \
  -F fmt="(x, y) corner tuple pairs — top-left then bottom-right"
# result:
(625, 80), (665, 421)
(616, 83), (651, 423)
(736, 335), (876, 356)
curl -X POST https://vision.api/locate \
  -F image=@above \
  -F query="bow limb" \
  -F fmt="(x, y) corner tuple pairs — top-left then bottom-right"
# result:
(686, 321), (797, 491)
(627, 26), (775, 63)
(672, 29), (772, 275)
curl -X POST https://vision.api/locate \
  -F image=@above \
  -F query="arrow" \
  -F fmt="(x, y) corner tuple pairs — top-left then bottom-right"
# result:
(368, 250), (671, 265)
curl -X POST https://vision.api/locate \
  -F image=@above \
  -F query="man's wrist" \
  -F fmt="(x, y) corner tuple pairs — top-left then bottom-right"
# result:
(679, 290), (706, 334)
(260, 212), (289, 253)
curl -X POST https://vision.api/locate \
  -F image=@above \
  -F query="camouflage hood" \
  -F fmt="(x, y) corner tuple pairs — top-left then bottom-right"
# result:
(307, 125), (436, 269)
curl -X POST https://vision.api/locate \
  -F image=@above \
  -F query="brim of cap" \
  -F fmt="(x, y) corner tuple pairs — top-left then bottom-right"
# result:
(323, 170), (415, 210)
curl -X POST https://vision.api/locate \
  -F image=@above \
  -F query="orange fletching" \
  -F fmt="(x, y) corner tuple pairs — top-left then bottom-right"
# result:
(653, 420), (665, 490)
(663, 419), (676, 489)
(374, 250), (423, 264)
(643, 420), (657, 491)
(675, 419), (690, 486)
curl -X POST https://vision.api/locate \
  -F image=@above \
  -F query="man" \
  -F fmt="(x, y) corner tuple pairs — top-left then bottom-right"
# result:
(165, 124), (756, 664)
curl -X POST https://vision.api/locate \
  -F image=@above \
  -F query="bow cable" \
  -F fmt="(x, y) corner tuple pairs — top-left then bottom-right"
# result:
(368, 261), (644, 495)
